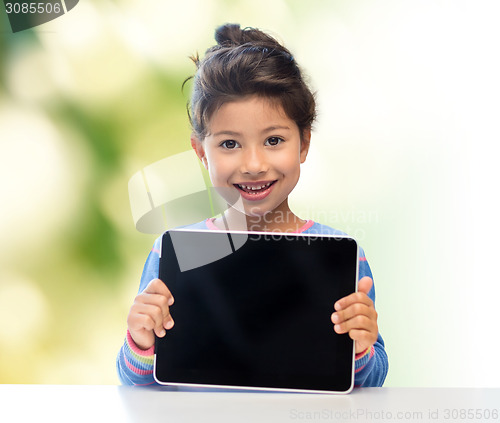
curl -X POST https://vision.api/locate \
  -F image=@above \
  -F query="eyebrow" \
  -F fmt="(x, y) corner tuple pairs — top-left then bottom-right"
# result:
(212, 126), (291, 137)
(212, 130), (242, 137)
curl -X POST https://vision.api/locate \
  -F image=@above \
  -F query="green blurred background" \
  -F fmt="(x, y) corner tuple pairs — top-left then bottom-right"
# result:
(1, 0), (499, 386)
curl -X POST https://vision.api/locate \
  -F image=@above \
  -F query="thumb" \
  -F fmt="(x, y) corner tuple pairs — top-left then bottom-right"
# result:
(358, 276), (373, 295)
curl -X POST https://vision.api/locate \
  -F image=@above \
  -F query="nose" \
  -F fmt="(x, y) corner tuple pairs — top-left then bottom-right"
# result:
(241, 146), (268, 175)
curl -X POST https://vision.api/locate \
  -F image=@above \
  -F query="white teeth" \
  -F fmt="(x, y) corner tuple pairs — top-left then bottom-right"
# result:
(238, 182), (272, 191)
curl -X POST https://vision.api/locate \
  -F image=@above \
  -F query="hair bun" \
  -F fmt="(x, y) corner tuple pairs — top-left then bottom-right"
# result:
(214, 23), (279, 47)
(214, 23), (245, 46)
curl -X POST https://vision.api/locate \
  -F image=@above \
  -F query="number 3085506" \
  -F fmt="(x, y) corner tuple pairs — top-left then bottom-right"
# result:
(5, 3), (62, 14)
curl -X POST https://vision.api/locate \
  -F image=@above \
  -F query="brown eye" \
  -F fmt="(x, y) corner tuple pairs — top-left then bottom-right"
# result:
(265, 137), (283, 146)
(221, 140), (239, 149)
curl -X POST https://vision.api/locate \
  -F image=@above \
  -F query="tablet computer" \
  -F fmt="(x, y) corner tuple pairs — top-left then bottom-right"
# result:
(154, 229), (359, 394)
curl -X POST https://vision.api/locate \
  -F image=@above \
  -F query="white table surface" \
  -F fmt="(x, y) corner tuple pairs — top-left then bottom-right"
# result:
(1, 385), (498, 423)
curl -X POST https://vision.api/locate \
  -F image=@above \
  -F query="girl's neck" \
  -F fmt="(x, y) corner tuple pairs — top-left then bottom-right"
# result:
(213, 204), (307, 233)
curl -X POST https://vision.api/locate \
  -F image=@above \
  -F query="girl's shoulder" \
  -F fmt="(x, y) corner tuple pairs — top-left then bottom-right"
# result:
(301, 221), (348, 236)
(152, 220), (210, 249)
(177, 220), (211, 231)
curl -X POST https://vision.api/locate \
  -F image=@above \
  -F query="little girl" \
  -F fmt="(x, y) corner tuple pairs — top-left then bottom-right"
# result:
(117, 23), (388, 388)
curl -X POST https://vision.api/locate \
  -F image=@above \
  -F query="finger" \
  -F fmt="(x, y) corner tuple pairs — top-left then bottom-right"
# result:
(138, 292), (170, 310)
(334, 291), (373, 312)
(334, 277), (373, 311)
(333, 314), (377, 336)
(357, 277), (373, 295)
(137, 294), (174, 329)
(128, 306), (155, 332)
(144, 279), (175, 305)
(131, 303), (169, 337)
(137, 292), (175, 326)
(331, 302), (377, 325)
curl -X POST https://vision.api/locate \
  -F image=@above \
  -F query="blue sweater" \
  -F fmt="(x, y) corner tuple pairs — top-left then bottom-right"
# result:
(117, 220), (388, 387)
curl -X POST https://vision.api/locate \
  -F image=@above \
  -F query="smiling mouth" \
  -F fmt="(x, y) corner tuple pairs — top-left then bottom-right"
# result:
(234, 181), (276, 194)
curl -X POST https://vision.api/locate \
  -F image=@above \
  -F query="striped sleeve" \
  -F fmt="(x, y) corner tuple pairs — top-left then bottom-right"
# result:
(117, 331), (156, 386)
(353, 247), (389, 387)
(355, 345), (375, 372)
(117, 239), (162, 386)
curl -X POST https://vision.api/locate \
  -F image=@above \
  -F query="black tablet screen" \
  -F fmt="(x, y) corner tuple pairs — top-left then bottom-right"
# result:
(155, 230), (358, 393)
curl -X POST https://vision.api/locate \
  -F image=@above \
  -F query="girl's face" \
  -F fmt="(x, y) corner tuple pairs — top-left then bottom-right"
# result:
(191, 96), (310, 218)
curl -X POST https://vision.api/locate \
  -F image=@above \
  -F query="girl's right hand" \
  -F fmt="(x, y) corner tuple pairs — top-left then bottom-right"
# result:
(127, 278), (175, 351)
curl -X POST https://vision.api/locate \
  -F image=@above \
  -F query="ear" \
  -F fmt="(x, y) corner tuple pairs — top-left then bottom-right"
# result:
(299, 128), (311, 163)
(191, 134), (208, 169)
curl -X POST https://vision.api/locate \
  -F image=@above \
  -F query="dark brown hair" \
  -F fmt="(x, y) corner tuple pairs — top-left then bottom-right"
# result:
(187, 23), (316, 140)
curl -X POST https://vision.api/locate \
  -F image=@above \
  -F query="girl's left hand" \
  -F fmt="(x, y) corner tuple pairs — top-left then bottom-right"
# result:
(331, 277), (378, 354)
